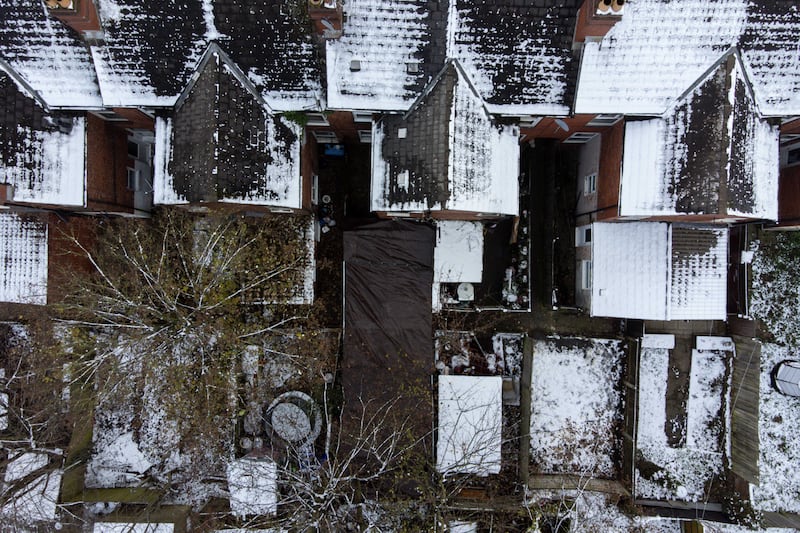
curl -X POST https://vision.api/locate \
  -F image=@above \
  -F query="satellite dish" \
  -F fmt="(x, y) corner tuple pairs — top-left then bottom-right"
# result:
(554, 118), (570, 132)
(320, 18), (336, 31)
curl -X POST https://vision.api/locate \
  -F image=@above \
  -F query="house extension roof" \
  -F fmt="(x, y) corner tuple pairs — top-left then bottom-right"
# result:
(0, 67), (86, 207)
(371, 63), (519, 214)
(620, 58), (779, 220)
(91, 0), (321, 109)
(153, 50), (302, 207)
(0, 1), (102, 108)
(0, 213), (48, 306)
(591, 222), (727, 321)
(327, 0), (578, 114)
(226, 456), (278, 518)
(575, 0), (800, 117)
(437, 375), (502, 477)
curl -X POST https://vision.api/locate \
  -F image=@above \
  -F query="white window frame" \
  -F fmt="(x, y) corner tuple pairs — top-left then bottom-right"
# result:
(787, 144), (800, 167)
(586, 114), (622, 127)
(313, 131), (338, 143)
(581, 260), (593, 290)
(575, 225), (592, 246)
(306, 113), (329, 126)
(358, 130), (371, 143)
(352, 111), (373, 123)
(583, 173), (597, 195)
(563, 132), (598, 144)
(91, 110), (127, 122)
(126, 167), (140, 191)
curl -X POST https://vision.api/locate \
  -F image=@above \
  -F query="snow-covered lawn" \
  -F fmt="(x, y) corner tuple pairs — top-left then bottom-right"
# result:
(530, 337), (624, 478)
(751, 343), (800, 514)
(750, 232), (800, 346)
(527, 490), (681, 532)
(635, 344), (729, 502)
(86, 341), (232, 507)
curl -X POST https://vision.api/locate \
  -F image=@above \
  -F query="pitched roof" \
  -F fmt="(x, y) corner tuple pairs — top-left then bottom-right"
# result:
(619, 58), (779, 219)
(91, 0), (321, 109)
(575, 0), (800, 117)
(448, 0), (579, 115)
(0, 2), (102, 108)
(327, 0), (578, 114)
(0, 67), (86, 207)
(371, 63), (519, 214)
(153, 51), (302, 207)
(591, 222), (727, 321)
(0, 213), (48, 306)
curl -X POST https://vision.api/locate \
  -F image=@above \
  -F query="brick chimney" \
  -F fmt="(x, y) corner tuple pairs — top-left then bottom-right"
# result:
(573, 0), (625, 50)
(45, 0), (103, 41)
(308, 0), (343, 40)
(0, 183), (14, 205)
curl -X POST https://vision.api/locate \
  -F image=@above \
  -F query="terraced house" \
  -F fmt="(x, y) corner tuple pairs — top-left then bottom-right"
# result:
(1, 0), (800, 531)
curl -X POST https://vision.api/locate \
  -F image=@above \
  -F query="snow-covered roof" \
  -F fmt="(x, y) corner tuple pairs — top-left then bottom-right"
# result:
(93, 524), (174, 533)
(1, 66), (86, 207)
(371, 63), (519, 214)
(327, 0), (576, 114)
(0, 213), (48, 306)
(153, 52), (302, 207)
(436, 375), (502, 477)
(447, 0), (575, 116)
(0, 3), (102, 109)
(227, 456), (278, 517)
(575, 0), (800, 117)
(91, 0), (320, 110)
(620, 59), (779, 220)
(434, 221), (484, 284)
(591, 222), (727, 321)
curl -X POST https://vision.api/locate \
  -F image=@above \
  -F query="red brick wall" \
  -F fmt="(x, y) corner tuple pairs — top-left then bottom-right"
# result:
(85, 114), (135, 213)
(301, 135), (318, 210)
(310, 111), (370, 144)
(47, 214), (97, 304)
(573, 0), (621, 44)
(596, 120), (624, 220)
(49, 0), (101, 33)
(778, 165), (800, 226)
(520, 115), (611, 142)
(781, 118), (800, 135)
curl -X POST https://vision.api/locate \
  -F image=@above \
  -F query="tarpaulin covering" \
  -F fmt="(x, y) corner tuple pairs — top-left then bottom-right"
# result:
(342, 220), (435, 442)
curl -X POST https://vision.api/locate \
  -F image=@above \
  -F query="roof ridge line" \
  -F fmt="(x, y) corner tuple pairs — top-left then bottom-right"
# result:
(0, 59), (50, 113)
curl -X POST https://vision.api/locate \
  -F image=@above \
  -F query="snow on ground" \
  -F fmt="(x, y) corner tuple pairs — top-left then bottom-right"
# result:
(750, 234), (800, 346)
(530, 337), (624, 478)
(527, 490), (681, 532)
(702, 524), (796, 533)
(686, 350), (726, 453)
(750, 343), (800, 514)
(86, 339), (231, 508)
(1, 451), (62, 523)
(636, 346), (728, 502)
(93, 524), (174, 533)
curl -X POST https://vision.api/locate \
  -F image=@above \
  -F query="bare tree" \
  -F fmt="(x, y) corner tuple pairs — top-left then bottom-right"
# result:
(46, 208), (333, 512)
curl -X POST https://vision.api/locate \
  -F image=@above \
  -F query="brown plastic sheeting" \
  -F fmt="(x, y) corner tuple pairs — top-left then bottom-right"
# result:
(342, 220), (434, 441)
